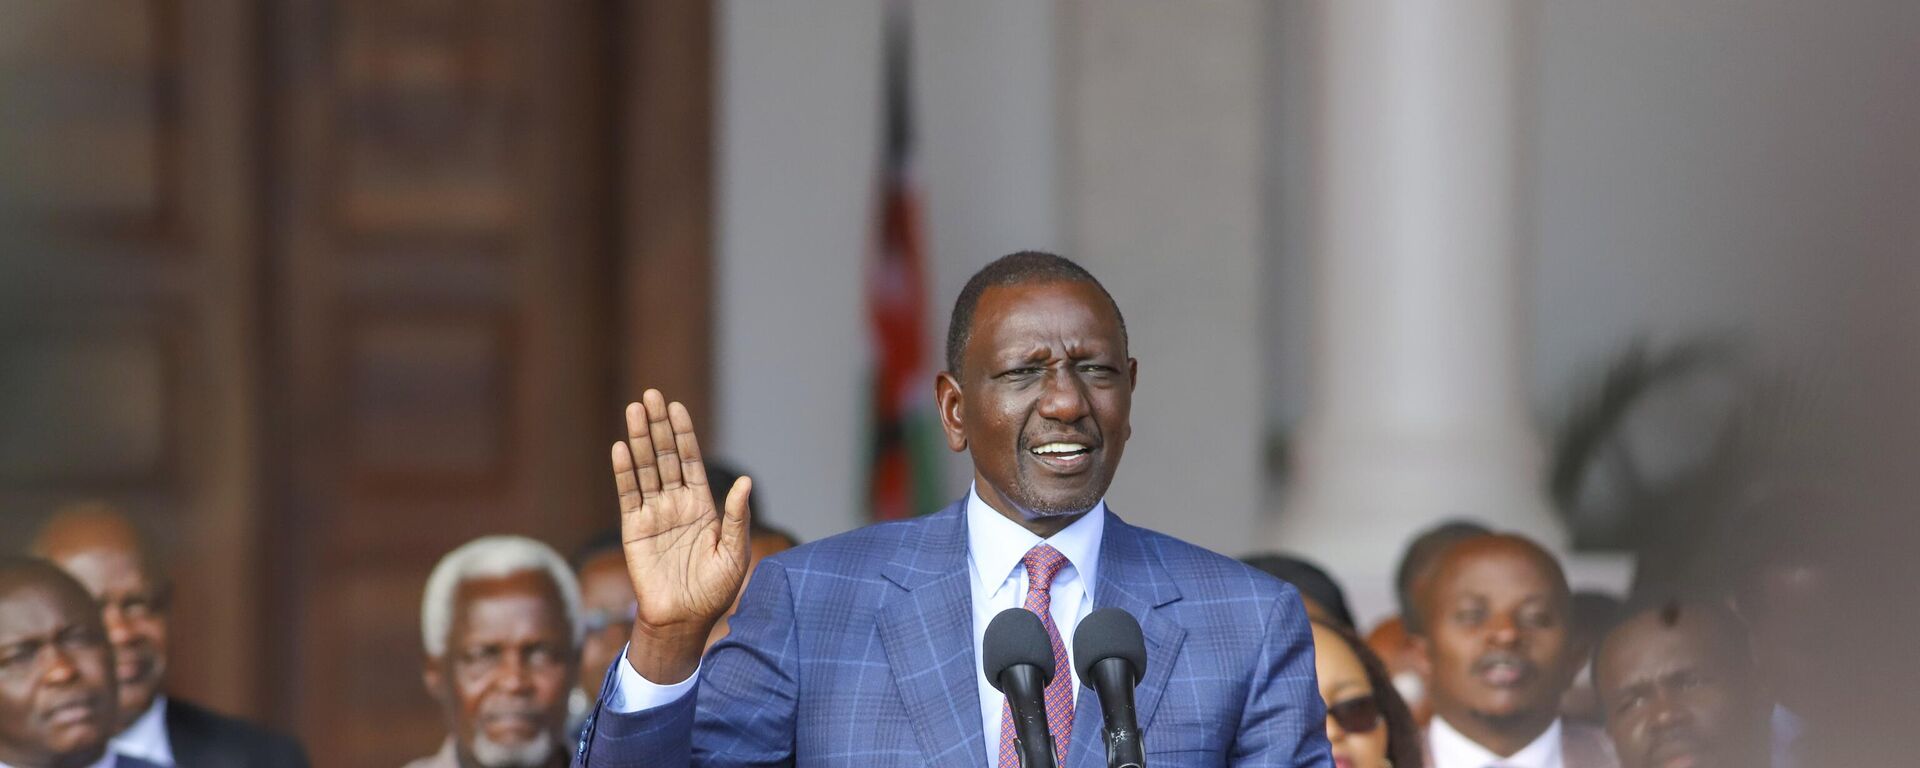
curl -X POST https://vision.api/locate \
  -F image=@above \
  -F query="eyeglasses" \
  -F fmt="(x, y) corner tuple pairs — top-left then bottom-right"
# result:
(1326, 694), (1382, 733)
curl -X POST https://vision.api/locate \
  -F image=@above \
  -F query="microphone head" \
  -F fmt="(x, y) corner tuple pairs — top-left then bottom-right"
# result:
(1072, 608), (1147, 684)
(983, 608), (1056, 691)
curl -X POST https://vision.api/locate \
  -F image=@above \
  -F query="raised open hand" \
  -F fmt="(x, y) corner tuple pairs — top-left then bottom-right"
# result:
(612, 389), (751, 682)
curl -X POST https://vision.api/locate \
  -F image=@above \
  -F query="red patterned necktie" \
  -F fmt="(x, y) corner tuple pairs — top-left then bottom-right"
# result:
(997, 543), (1074, 767)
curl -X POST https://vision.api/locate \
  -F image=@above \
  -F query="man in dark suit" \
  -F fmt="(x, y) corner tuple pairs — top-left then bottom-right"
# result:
(31, 504), (310, 768)
(0, 557), (125, 768)
(576, 252), (1332, 766)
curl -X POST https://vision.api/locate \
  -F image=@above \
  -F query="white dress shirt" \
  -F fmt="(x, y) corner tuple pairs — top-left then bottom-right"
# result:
(1429, 715), (1565, 768)
(607, 485), (1108, 765)
(110, 696), (174, 766)
(964, 485), (1104, 763)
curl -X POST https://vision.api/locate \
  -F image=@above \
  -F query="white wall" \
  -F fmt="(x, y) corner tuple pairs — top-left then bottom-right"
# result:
(714, 0), (883, 541)
(714, 0), (1062, 540)
(914, 0), (1066, 496)
(1265, 0), (1920, 503)
(1530, 0), (1920, 407)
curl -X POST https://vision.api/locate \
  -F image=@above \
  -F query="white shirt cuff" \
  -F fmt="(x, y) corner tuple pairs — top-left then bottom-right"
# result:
(607, 644), (700, 714)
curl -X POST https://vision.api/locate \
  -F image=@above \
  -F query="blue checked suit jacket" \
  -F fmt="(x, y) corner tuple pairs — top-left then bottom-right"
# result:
(575, 501), (1333, 767)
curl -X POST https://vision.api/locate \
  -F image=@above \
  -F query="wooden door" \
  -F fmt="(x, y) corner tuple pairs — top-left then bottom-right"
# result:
(0, 0), (266, 715)
(3, 2), (711, 764)
(265, 0), (616, 763)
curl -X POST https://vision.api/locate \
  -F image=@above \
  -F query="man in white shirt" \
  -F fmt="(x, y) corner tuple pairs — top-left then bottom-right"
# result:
(0, 557), (148, 768)
(1413, 535), (1615, 768)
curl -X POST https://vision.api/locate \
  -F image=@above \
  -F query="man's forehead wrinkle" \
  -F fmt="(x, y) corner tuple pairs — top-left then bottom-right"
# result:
(0, 605), (67, 644)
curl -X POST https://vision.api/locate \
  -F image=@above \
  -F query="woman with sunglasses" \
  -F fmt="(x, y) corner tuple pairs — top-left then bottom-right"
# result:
(1313, 620), (1425, 768)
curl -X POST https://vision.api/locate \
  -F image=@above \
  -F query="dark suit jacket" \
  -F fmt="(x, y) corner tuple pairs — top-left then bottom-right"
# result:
(166, 697), (311, 768)
(576, 501), (1333, 767)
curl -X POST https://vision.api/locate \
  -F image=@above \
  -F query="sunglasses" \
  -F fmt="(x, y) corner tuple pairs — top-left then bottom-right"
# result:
(1326, 694), (1382, 733)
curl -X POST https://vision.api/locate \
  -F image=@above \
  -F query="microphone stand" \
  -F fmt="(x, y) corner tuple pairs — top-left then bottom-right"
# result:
(999, 665), (1058, 768)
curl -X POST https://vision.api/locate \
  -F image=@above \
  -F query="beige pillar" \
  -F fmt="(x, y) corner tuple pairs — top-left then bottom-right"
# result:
(1275, 0), (1564, 622)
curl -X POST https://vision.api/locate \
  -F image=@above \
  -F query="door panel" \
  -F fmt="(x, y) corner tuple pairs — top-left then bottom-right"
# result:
(268, 1), (611, 764)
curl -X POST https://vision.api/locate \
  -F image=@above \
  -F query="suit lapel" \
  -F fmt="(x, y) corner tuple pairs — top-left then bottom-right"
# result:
(877, 503), (990, 767)
(162, 697), (208, 765)
(1065, 512), (1185, 768)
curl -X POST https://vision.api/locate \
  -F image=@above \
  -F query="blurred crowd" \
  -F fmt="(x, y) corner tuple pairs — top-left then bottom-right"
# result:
(2, 459), (1907, 768)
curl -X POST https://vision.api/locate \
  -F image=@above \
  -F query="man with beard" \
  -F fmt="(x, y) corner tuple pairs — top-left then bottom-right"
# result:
(409, 537), (581, 768)
(30, 503), (310, 767)
(0, 557), (137, 768)
(575, 251), (1332, 766)
(1413, 534), (1614, 768)
(1592, 600), (1767, 768)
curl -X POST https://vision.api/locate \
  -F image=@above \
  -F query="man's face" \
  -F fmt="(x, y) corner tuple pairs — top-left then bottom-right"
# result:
(1596, 610), (1765, 768)
(424, 571), (577, 768)
(0, 581), (116, 768)
(574, 552), (634, 700)
(937, 280), (1135, 519)
(46, 547), (166, 728)
(1417, 540), (1575, 730)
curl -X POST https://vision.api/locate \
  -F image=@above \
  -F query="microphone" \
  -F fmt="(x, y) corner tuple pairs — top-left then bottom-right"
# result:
(984, 608), (1059, 768)
(1073, 608), (1149, 768)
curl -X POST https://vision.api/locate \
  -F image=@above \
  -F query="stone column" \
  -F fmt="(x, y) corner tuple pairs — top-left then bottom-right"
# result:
(1274, 0), (1564, 622)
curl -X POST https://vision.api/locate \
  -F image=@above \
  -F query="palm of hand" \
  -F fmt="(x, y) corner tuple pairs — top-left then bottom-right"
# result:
(612, 391), (753, 633)
(622, 485), (745, 627)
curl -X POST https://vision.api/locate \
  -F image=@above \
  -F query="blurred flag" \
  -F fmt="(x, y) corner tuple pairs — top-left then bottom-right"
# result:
(866, 2), (944, 521)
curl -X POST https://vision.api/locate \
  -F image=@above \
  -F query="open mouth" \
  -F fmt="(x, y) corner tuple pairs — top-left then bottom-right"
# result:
(1027, 441), (1095, 472)
(1474, 656), (1533, 688)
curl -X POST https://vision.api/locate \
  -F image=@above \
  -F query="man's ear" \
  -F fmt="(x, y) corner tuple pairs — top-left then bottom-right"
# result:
(422, 655), (447, 704)
(1126, 358), (1138, 390)
(934, 371), (968, 452)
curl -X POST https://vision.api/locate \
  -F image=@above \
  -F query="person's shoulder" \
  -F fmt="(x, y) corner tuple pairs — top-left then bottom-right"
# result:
(166, 697), (310, 764)
(1116, 518), (1298, 604)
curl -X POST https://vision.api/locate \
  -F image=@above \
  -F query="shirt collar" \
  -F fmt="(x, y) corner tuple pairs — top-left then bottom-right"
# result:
(964, 483), (1105, 601)
(110, 695), (172, 766)
(1429, 714), (1564, 768)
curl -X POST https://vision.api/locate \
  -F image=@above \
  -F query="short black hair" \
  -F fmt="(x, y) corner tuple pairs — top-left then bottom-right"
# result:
(1568, 590), (1625, 652)
(1591, 597), (1750, 690)
(944, 251), (1127, 375)
(1395, 519), (1492, 632)
(570, 529), (625, 572)
(1242, 553), (1356, 629)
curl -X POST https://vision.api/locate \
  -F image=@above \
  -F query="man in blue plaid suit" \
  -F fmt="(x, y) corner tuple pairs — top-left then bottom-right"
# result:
(577, 253), (1332, 767)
